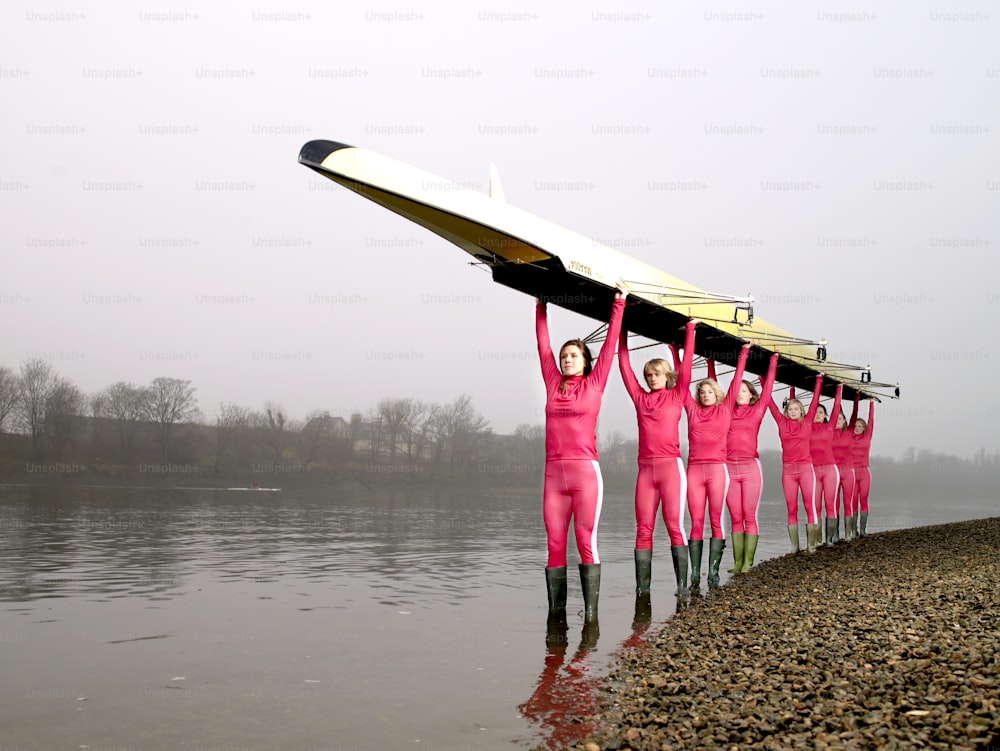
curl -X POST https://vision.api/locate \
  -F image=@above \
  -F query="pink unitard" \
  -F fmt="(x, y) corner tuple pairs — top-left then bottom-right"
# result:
(809, 384), (844, 521)
(684, 347), (749, 541)
(832, 395), (859, 517)
(725, 353), (778, 536)
(619, 322), (695, 548)
(537, 296), (625, 567)
(851, 399), (875, 513)
(768, 375), (823, 525)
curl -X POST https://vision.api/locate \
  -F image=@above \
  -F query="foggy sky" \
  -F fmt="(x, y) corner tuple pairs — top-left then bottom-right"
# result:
(2, 1), (998, 459)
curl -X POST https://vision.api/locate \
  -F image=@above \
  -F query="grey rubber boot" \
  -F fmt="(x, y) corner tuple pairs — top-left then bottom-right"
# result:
(740, 534), (759, 572)
(825, 517), (839, 546)
(634, 549), (652, 595)
(845, 515), (856, 541)
(860, 511), (869, 537)
(728, 532), (745, 573)
(670, 545), (689, 595)
(786, 524), (800, 555)
(707, 538), (725, 585)
(545, 566), (567, 612)
(579, 563), (601, 622)
(832, 516), (843, 544)
(806, 523), (820, 553)
(688, 539), (704, 589)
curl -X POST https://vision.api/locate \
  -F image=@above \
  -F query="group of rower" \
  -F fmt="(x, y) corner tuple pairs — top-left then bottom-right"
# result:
(536, 286), (876, 622)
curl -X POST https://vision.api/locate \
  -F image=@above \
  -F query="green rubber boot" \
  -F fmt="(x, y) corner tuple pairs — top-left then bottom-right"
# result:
(845, 515), (856, 541)
(860, 511), (869, 537)
(806, 523), (820, 553)
(688, 539), (704, 589)
(825, 517), (839, 546)
(579, 563), (601, 622)
(545, 566), (567, 612)
(832, 516), (842, 544)
(727, 532), (745, 573)
(670, 545), (689, 595)
(707, 538), (725, 585)
(786, 524), (800, 555)
(740, 534), (759, 572)
(634, 549), (652, 595)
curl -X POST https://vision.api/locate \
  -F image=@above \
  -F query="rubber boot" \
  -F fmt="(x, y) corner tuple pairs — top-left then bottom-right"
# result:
(825, 518), (838, 547)
(860, 512), (869, 537)
(728, 532), (745, 573)
(545, 610), (568, 650)
(633, 592), (651, 630)
(806, 523), (820, 553)
(845, 515), (856, 541)
(820, 515), (827, 545)
(579, 563), (601, 622)
(634, 549), (652, 595)
(688, 539), (704, 589)
(545, 566), (567, 612)
(707, 538), (725, 586)
(832, 516), (842, 544)
(670, 545), (689, 595)
(740, 534), (759, 572)
(786, 524), (800, 555)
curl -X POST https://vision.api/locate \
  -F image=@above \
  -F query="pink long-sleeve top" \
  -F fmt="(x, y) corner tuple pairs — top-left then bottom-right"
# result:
(726, 353), (779, 461)
(768, 374), (823, 464)
(849, 399), (875, 468)
(809, 384), (843, 466)
(536, 297), (625, 461)
(831, 394), (859, 465)
(683, 346), (749, 464)
(618, 321), (695, 462)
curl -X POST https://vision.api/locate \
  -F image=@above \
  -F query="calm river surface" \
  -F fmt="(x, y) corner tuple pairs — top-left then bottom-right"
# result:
(0, 482), (994, 750)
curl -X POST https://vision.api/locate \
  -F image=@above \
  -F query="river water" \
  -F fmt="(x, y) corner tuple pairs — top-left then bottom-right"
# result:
(0, 482), (993, 750)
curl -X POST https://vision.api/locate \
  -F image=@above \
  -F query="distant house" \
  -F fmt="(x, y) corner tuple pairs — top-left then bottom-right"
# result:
(302, 413), (349, 440)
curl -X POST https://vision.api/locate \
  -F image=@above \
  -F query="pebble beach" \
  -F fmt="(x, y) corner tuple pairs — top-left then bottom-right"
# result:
(559, 518), (1000, 751)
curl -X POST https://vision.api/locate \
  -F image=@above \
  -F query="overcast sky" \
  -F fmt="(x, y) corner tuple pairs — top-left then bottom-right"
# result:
(2, 1), (997, 459)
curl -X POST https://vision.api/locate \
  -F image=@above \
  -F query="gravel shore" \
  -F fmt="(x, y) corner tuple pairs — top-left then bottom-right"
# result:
(561, 518), (1000, 751)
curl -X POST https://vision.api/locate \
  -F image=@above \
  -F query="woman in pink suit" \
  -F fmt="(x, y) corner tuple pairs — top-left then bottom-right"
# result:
(768, 374), (823, 554)
(536, 282), (627, 622)
(618, 321), (695, 596)
(832, 395), (860, 540)
(850, 398), (876, 537)
(684, 343), (749, 587)
(724, 351), (779, 573)
(809, 383), (844, 545)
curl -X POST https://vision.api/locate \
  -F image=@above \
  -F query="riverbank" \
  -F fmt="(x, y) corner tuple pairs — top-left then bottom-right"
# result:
(561, 518), (1000, 751)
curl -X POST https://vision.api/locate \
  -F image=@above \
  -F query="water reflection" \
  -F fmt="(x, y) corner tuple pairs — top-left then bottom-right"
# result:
(518, 613), (604, 749)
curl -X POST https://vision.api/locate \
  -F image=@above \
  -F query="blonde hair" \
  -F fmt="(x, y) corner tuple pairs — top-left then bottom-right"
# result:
(643, 358), (677, 390)
(784, 398), (805, 422)
(695, 378), (725, 406)
(854, 417), (868, 432)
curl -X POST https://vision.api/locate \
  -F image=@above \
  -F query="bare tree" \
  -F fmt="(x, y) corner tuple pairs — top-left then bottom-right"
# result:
(0, 366), (19, 433)
(264, 401), (286, 462)
(214, 402), (250, 473)
(144, 377), (200, 463)
(16, 359), (56, 456)
(400, 401), (432, 471)
(100, 381), (148, 461)
(44, 378), (85, 459)
(431, 394), (491, 469)
(378, 397), (420, 464)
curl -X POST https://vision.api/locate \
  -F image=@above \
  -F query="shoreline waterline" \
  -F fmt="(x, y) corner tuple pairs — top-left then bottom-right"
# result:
(557, 518), (1000, 750)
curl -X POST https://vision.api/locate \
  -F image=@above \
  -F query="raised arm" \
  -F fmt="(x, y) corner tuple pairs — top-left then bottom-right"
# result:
(760, 352), (779, 403)
(706, 358), (717, 381)
(829, 383), (844, 426)
(535, 300), (560, 387)
(675, 321), (696, 396)
(588, 293), (627, 389)
(668, 343), (681, 371)
(849, 393), (860, 430)
(867, 399), (875, 436)
(804, 374), (824, 421)
(724, 345), (750, 409)
(617, 331), (643, 403)
(767, 392), (784, 423)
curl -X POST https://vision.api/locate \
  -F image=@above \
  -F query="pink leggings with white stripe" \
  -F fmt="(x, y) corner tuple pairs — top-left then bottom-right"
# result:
(687, 462), (729, 540)
(543, 458), (604, 567)
(854, 466), (871, 513)
(725, 459), (762, 535)
(814, 464), (841, 519)
(634, 457), (687, 548)
(837, 464), (856, 516)
(781, 462), (817, 525)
